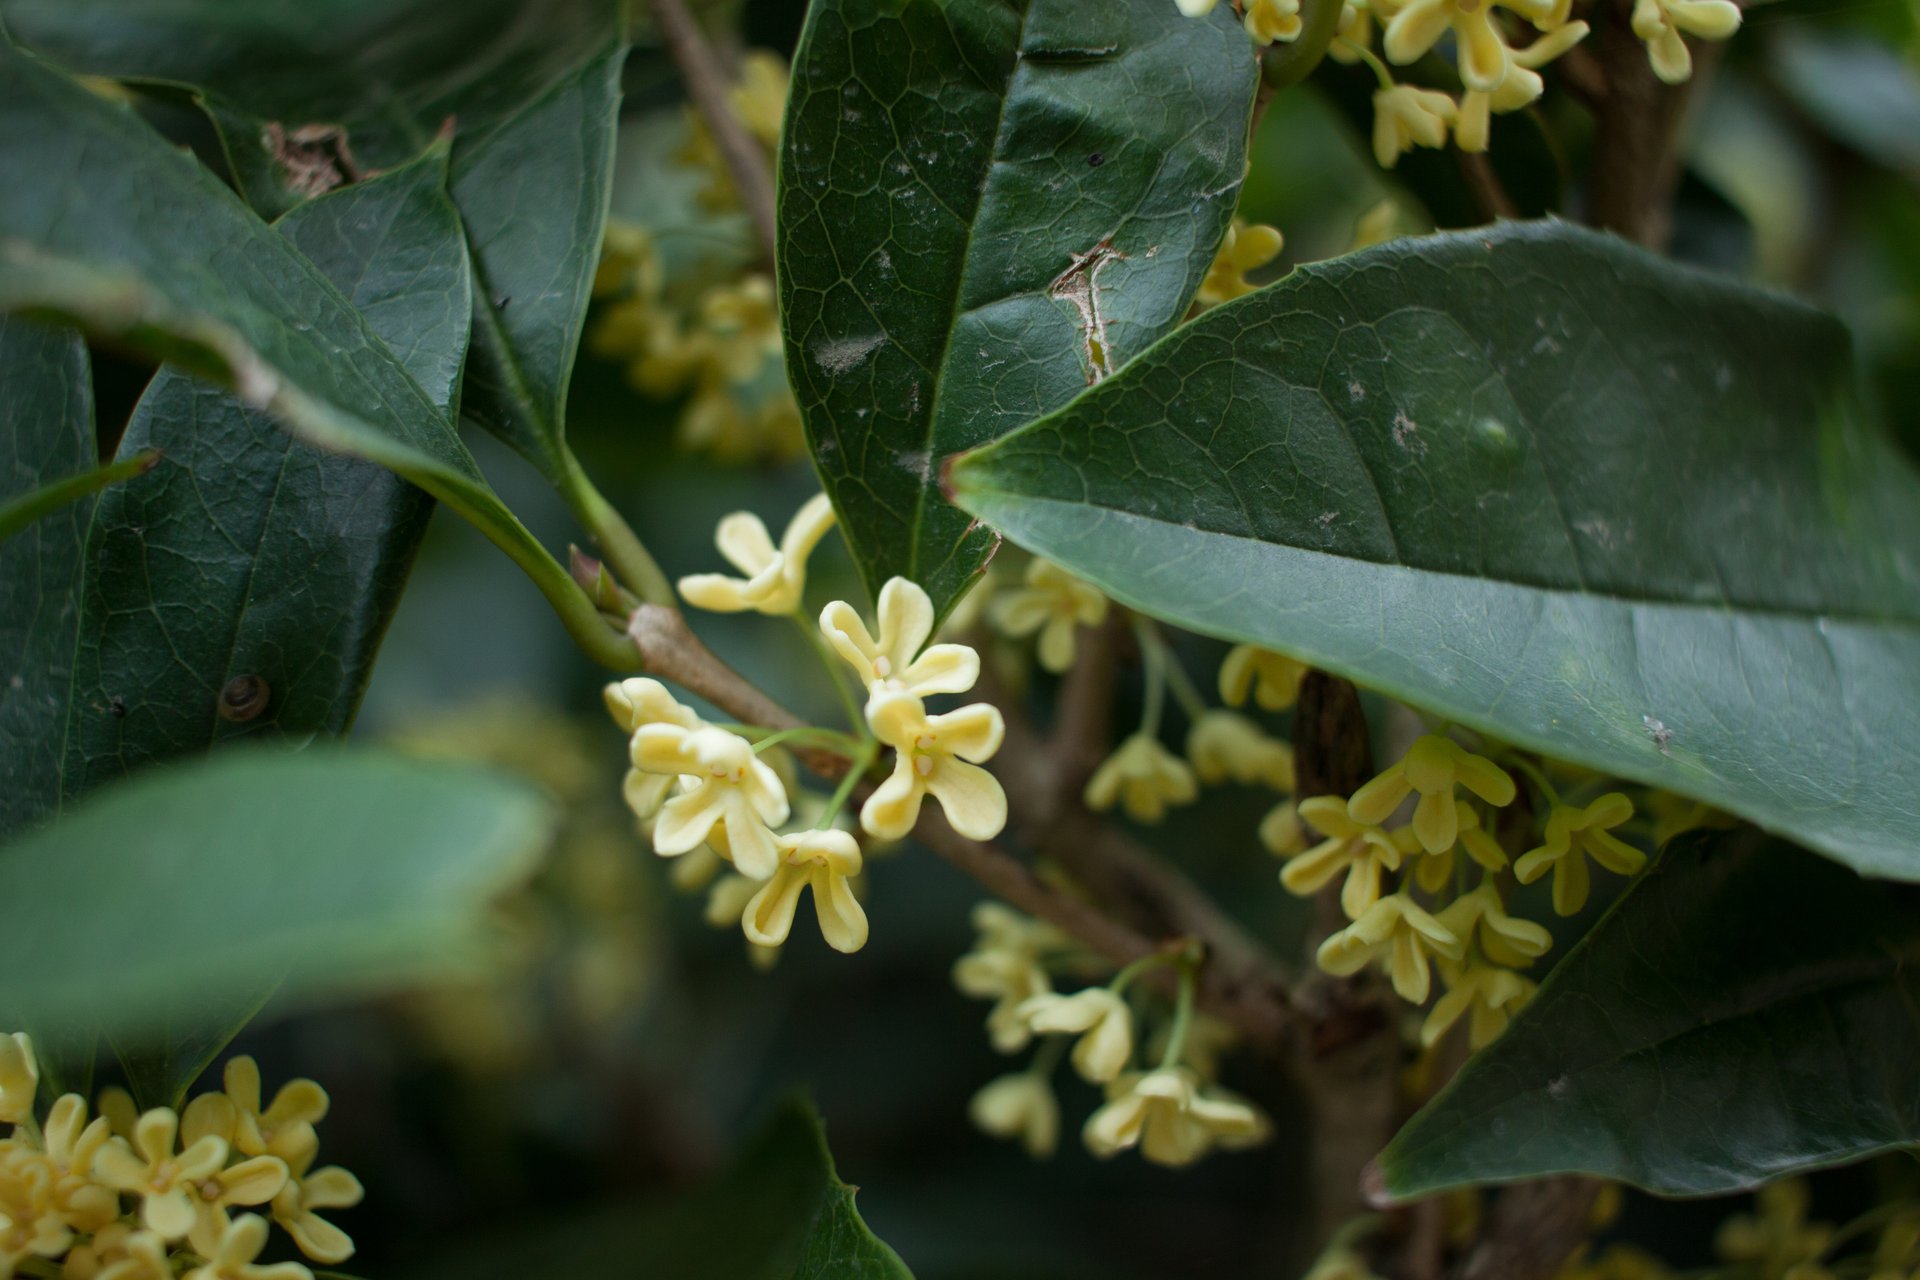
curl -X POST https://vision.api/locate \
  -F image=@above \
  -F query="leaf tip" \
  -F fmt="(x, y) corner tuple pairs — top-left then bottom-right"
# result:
(1360, 1157), (1397, 1209)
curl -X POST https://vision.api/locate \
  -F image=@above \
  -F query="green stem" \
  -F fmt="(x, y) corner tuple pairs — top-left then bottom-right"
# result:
(795, 613), (868, 734)
(1132, 616), (1170, 740)
(1026, 1033), (1069, 1080)
(1339, 38), (1397, 90)
(1502, 754), (1563, 808)
(555, 445), (675, 606)
(1108, 950), (1173, 997)
(749, 725), (865, 757)
(816, 740), (878, 829)
(1157, 954), (1200, 1070)
(0, 448), (160, 544)
(1261, 0), (1349, 91)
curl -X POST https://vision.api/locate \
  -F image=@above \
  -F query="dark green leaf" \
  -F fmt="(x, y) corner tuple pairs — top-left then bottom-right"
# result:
(779, 0), (1259, 616)
(0, 318), (93, 839)
(0, 747), (550, 1042)
(63, 146), (469, 796)
(0, 449), (155, 545)
(951, 221), (1920, 879)
(0, 34), (560, 612)
(1374, 827), (1920, 1198)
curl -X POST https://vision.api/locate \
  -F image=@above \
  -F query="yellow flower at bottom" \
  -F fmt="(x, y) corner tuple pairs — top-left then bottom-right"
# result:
(988, 559), (1108, 673)
(92, 1109), (229, 1240)
(1218, 644), (1307, 711)
(1371, 84), (1457, 169)
(1716, 1180), (1830, 1278)
(968, 1074), (1059, 1159)
(218, 1057), (328, 1164)
(953, 905), (1065, 1052)
(631, 724), (791, 879)
(1083, 1067), (1269, 1167)
(1631, 0), (1740, 83)
(1244, 0), (1303, 43)
(272, 1146), (362, 1265)
(62, 1225), (172, 1280)
(1348, 734), (1516, 855)
(186, 1214), (313, 1280)
(741, 830), (869, 954)
(676, 493), (836, 616)
(1085, 734), (1198, 824)
(0, 1032), (36, 1125)
(1017, 989), (1134, 1083)
(1514, 793), (1644, 916)
(1197, 222), (1285, 307)
(1421, 960), (1536, 1048)
(863, 691), (1007, 841)
(1316, 894), (1464, 1002)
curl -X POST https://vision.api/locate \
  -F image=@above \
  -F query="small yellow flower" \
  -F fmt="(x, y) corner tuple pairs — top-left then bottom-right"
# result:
(1421, 960), (1537, 1048)
(1514, 793), (1644, 916)
(1245, 0), (1303, 43)
(1372, 84), (1458, 169)
(1316, 893), (1464, 1002)
(1083, 1066), (1269, 1167)
(0, 1142), (78, 1263)
(1631, 0), (1740, 84)
(1349, 734), (1516, 855)
(217, 1057), (327, 1165)
(953, 904), (1065, 1052)
(1018, 989), (1135, 1083)
(61, 1223), (172, 1280)
(1187, 711), (1295, 790)
(93, 1108), (230, 1240)
(39, 1095), (119, 1232)
(630, 724), (791, 879)
(1870, 1215), (1920, 1280)
(863, 690), (1007, 841)
(1197, 221), (1285, 307)
(1085, 734), (1199, 824)
(1716, 1180), (1831, 1278)
(1456, 23), (1590, 152)
(187, 1213), (314, 1280)
(1281, 795), (1417, 918)
(1258, 799), (1308, 856)
(1412, 803), (1509, 893)
(270, 1141), (362, 1265)
(1383, 0), (1564, 91)
(821, 577), (981, 698)
(96, 1085), (138, 1138)
(968, 1073), (1060, 1159)
(0, 1033), (36, 1125)
(604, 677), (704, 822)
(740, 829), (870, 954)
(1328, 0), (1376, 62)
(1175, 0), (1221, 14)
(1218, 644), (1308, 711)
(1435, 881), (1553, 968)
(677, 493), (837, 616)
(987, 560), (1108, 673)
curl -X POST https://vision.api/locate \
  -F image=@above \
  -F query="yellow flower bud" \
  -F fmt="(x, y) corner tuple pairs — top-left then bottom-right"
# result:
(1187, 711), (1295, 790)
(1019, 989), (1135, 1083)
(1371, 84), (1458, 169)
(988, 559), (1108, 673)
(0, 1032), (37, 1126)
(969, 1073), (1059, 1159)
(1218, 644), (1308, 711)
(1084, 734), (1199, 824)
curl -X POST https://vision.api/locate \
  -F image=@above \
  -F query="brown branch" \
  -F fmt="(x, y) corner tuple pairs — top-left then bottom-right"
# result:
(1456, 1177), (1602, 1280)
(645, 0), (778, 262)
(1586, 0), (1719, 249)
(1456, 152), (1519, 223)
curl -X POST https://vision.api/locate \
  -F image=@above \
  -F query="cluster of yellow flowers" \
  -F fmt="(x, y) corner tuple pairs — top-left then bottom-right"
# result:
(606, 496), (1008, 960)
(1280, 730), (1647, 1047)
(0, 1035), (359, 1280)
(1177, 0), (1741, 167)
(589, 51), (802, 462)
(955, 907), (1271, 1167)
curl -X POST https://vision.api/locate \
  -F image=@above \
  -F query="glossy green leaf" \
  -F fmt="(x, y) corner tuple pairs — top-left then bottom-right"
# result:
(0, 318), (94, 839)
(63, 147), (468, 796)
(0, 35), (574, 637)
(952, 221), (1920, 879)
(0, 449), (155, 546)
(779, 0), (1259, 616)
(1374, 827), (1920, 1198)
(0, 747), (550, 1042)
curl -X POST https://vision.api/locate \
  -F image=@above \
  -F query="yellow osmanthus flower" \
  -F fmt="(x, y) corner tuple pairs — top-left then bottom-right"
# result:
(1317, 893), (1464, 1002)
(1631, 0), (1740, 84)
(186, 1214), (313, 1280)
(741, 830), (869, 954)
(1, 1143), (82, 1266)
(173, 1092), (290, 1258)
(1557, 1243), (1676, 1280)
(1197, 221), (1285, 307)
(987, 560), (1109, 673)
(1259, 799), (1307, 856)
(1244, 0), (1303, 42)
(1870, 1215), (1920, 1280)
(822, 578), (981, 698)
(1435, 881), (1553, 968)
(38, 1095), (118, 1233)
(1382, 0), (1565, 93)
(270, 1146), (362, 1265)
(1422, 960), (1537, 1048)
(1456, 22), (1591, 152)
(677, 494), (837, 616)
(62, 1223), (173, 1280)
(218, 1058), (328, 1166)
(605, 677), (704, 822)
(1085, 734), (1199, 824)
(1218, 644), (1308, 711)
(1514, 793), (1644, 916)
(0, 1033), (36, 1125)
(863, 690), (1007, 841)
(1329, 0), (1376, 62)
(93, 1108), (230, 1241)
(1412, 803), (1509, 893)
(968, 1074), (1059, 1159)
(1083, 1066), (1269, 1167)
(1282, 795), (1416, 918)
(953, 904), (1067, 1053)
(1018, 989), (1135, 1084)
(1371, 84), (1458, 169)
(1349, 734), (1516, 855)
(1187, 712), (1295, 790)
(1716, 1180), (1831, 1279)
(630, 724), (791, 879)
